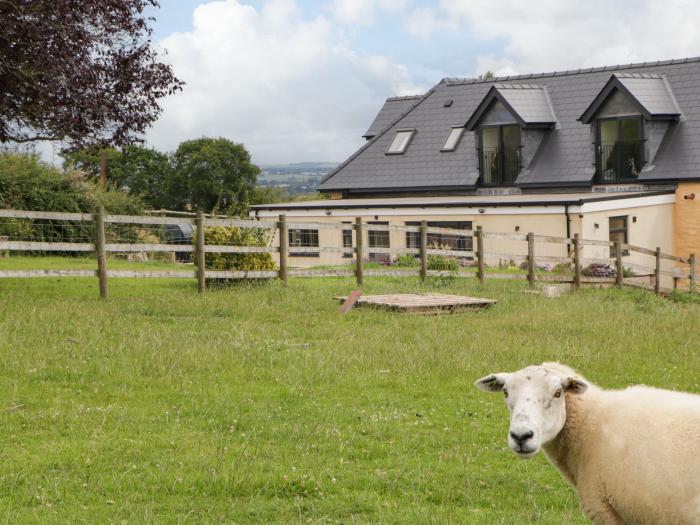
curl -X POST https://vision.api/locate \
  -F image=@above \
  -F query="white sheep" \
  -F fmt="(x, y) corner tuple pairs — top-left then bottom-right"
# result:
(475, 362), (700, 524)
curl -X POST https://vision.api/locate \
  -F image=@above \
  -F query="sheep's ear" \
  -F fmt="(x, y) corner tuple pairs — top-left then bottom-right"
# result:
(475, 373), (508, 392)
(562, 377), (588, 395)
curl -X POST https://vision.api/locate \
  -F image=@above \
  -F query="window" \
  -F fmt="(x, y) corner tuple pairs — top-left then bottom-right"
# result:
(368, 221), (390, 263)
(608, 216), (629, 257)
(596, 116), (644, 183)
(342, 222), (353, 258)
(405, 221), (473, 256)
(441, 127), (465, 152)
(386, 129), (415, 154)
(289, 229), (319, 257)
(478, 125), (521, 186)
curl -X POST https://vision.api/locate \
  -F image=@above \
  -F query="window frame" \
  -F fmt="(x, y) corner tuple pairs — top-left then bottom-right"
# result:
(477, 124), (522, 187)
(341, 221), (353, 258)
(385, 129), (416, 155)
(405, 221), (473, 256)
(288, 228), (320, 257)
(608, 215), (629, 257)
(595, 115), (645, 183)
(367, 221), (391, 263)
(441, 126), (466, 152)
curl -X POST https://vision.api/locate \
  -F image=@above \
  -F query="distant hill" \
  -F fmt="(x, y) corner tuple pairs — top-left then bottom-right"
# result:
(258, 162), (339, 194)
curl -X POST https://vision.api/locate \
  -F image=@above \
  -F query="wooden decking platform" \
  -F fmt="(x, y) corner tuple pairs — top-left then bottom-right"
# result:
(335, 293), (496, 315)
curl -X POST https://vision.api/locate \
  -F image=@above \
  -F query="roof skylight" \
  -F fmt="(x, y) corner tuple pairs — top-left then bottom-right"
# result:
(441, 127), (465, 152)
(386, 129), (415, 154)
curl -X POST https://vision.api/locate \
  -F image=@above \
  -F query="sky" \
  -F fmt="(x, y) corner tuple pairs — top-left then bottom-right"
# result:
(132, 0), (700, 166)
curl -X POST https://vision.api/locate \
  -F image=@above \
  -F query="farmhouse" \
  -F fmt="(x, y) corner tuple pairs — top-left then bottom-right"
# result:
(251, 57), (700, 269)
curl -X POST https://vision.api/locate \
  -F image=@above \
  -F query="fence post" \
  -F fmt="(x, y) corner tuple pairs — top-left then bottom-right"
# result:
(654, 247), (661, 295)
(527, 232), (535, 286)
(0, 235), (8, 258)
(196, 210), (206, 293)
(95, 206), (108, 299)
(355, 217), (364, 286)
(573, 234), (581, 289)
(690, 253), (696, 293)
(278, 214), (288, 285)
(420, 221), (428, 282)
(615, 241), (624, 287)
(476, 226), (485, 284)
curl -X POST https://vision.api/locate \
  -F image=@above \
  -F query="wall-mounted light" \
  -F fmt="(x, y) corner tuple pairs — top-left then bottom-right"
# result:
(374, 215), (379, 220)
(632, 216), (637, 223)
(478, 208), (485, 214)
(685, 193), (696, 200)
(594, 223), (600, 229)
(514, 226), (520, 232)
(325, 210), (332, 216)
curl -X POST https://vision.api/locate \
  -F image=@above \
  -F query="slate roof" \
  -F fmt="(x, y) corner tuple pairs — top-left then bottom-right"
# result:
(465, 84), (557, 130)
(579, 73), (682, 123)
(319, 57), (700, 192)
(363, 95), (423, 139)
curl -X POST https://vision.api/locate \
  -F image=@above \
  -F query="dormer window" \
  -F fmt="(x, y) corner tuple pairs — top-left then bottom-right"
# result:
(386, 129), (415, 154)
(596, 116), (644, 182)
(465, 83), (556, 187)
(580, 73), (681, 183)
(478, 125), (521, 186)
(441, 126), (465, 152)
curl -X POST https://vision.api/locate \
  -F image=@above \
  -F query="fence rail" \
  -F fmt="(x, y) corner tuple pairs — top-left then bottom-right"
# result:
(0, 208), (696, 298)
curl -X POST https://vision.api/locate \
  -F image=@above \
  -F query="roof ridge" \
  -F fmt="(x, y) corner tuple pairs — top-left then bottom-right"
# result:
(445, 56), (700, 86)
(385, 95), (423, 102)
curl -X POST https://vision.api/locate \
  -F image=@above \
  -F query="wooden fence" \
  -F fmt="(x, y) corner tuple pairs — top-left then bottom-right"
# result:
(0, 208), (696, 298)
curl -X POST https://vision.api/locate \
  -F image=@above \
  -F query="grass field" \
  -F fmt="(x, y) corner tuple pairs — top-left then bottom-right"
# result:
(1, 258), (699, 523)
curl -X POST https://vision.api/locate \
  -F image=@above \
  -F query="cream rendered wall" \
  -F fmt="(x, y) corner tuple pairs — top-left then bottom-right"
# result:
(263, 199), (674, 270)
(275, 212), (570, 267)
(578, 203), (673, 278)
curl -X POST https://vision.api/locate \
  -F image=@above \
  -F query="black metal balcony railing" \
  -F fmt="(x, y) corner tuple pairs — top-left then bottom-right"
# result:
(479, 147), (521, 186)
(596, 141), (644, 183)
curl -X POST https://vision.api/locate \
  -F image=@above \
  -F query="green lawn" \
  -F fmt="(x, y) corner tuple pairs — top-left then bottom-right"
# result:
(1, 258), (699, 523)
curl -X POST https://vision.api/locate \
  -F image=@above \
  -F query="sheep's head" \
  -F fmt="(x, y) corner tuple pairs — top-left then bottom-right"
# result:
(475, 363), (588, 458)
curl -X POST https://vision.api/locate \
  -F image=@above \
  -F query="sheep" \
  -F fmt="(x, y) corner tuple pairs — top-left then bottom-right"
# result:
(475, 362), (700, 525)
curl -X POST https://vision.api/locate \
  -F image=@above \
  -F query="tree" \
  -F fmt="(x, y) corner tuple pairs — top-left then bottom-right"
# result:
(478, 70), (496, 80)
(0, 152), (144, 214)
(0, 0), (183, 150)
(168, 138), (259, 215)
(64, 146), (174, 209)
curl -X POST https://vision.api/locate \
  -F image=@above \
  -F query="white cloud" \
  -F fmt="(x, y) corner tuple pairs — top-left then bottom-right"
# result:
(149, 0), (421, 164)
(405, 7), (441, 39)
(439, 0), (700, 76)
(330, 0), (406, 27)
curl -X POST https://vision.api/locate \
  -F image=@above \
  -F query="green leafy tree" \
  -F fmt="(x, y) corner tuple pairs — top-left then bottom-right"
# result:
(0, 152), (144, 214)
(65, 146), (174, 209)
(168, 137), (259, 215)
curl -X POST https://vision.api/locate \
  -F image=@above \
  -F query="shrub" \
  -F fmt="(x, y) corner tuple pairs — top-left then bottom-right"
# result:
(582, 263), (616, 278)
(552, 262), (573, 274)
(0, 152), (145, 246)
(427, 254), (459, 271)
(394, 253), (419, 267)
(194, 225), (276, 272)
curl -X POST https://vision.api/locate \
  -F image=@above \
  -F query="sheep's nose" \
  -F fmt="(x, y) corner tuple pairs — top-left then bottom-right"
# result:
(510, 430), (534, 444)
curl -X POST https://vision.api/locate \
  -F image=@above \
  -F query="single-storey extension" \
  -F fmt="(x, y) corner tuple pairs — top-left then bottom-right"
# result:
(251, 57), (700, 270)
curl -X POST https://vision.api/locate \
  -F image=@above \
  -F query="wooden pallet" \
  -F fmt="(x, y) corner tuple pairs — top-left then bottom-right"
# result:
(334, 293), (496, 315)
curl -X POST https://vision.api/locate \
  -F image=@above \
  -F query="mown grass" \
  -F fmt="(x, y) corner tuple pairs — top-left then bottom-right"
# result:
(1, 258), (699, 524)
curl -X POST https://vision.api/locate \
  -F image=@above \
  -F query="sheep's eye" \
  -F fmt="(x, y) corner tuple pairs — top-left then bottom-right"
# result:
(503, 389), (508, 398)
(554, 389), (562, 398)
